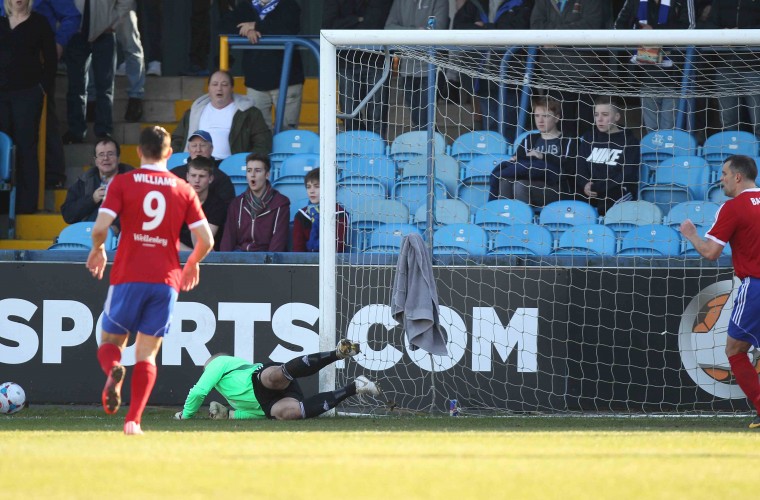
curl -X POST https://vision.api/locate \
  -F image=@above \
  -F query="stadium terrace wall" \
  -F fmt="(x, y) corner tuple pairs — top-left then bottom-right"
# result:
(0, 252), (745, 413)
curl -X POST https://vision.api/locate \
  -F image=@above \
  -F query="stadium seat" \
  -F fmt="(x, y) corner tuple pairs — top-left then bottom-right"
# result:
(348, 199), (409, 252)
(602, 200), (663, 238)
(218, 152), (250, 195)
(553, 224), (617, 256)
(682, 224), (732, 256)
(336, 177), (387, 219)
(663, 201), (719, 229)
(389, 130), (447, 163)
(456, 154), (513, 211)
(640, 129), (698, 164)
(432, 223), (488, 256)
(538, 200), (599, 240)
(488, 224), (553, 256)
(275, 153), (320, 181)
(399, 154), (459, 197)
(450, 130), (510, 165)
(392, 176), (448, 215)
(336, 131), (387, 161)
(167, 152), (190, 169)
(0, 131), (16, 238)
(702, 131), (759, 181)
(414, 199), (470, 229)
(639, 156), (711, 215)
(270, 129), (320, 176)
(618, 224), (681, 256)
(339, 155), (397, 193)
(49, 222), (117, 251)
(474, 199), (535, 232)
(364, 223), (421, 253)
(289, 198), (309, 222)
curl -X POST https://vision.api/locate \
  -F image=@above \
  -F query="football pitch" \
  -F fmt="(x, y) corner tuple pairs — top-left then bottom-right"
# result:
(2, 407), (758, 499)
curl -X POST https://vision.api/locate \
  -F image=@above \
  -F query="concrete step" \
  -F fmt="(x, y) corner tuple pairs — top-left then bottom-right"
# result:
(55, 75), (207, 102)
(0, 239), (53, 250)
(16, 213), (67, 241)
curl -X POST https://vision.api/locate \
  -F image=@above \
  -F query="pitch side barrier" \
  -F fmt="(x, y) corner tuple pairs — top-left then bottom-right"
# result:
(0, 251), (744, 414)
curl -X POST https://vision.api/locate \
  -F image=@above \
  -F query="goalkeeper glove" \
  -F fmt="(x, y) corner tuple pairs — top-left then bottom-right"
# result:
(173, 411), (183, 420)
(209, 401), (229, 420)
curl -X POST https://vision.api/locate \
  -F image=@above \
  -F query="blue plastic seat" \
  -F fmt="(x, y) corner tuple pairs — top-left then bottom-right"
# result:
(0, 131), (16, 238)
(49, 222), (117, 251)
(336, 177), (387, 217)
(450, 130), (510, 165)
(488, 224), (553, 256)
(640, 129), (699, 163)
(432, 223), (488, 256)
(392, 176), (448, 215)
(474, 199), (535, 232)
(618, 224), (681, 256)
(340, 156), (397, 193)
(167, 152), (190, 169)
(336, 131), (387, 161)
(663, 201), (720, 229)
(289, 198), (309, 222)
(276, 153), (319, 182)
(602, 200), (663, 238)
(348, 199), (409, 252)
(553, 224), (617, 256)
(538, 200), (599, 240)
(702, 131), (759, 181)
(456, 154), (513, 211)
(270, 129), (320, 176)
(639, 156), (712, 214)
(414, 199), (470, 229)
(399, 154), (459, 197)
(364, 223), (421, 253)
(389, 131), (447, 163)
(218, 152), (250, 195)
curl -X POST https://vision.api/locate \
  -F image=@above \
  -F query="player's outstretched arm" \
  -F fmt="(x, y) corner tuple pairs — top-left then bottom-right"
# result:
(86, 212), (116, 280)
(181, 220), (214, 292)
(679, 219), (723, 261)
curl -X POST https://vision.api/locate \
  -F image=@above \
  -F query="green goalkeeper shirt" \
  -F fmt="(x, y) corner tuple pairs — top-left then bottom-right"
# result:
(181, 356), (266, 420)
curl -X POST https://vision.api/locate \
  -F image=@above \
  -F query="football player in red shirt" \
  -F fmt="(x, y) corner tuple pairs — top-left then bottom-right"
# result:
(86, 126), (214, 435)
(681, 154), (760, 428)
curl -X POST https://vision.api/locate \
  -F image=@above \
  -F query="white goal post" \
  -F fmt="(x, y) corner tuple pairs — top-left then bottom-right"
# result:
(318, 29), (760, 416)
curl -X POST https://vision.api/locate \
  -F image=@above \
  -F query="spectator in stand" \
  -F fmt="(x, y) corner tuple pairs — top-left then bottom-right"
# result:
(614, 0), (696, 133)
(0, 0), (81, 188)
(384, 0), (449, 131)
(113, 0), (145, 123)
(136, 0), (160, 76)
(489, 95), (572, 208)
(219, 0), (304, 132)
(323, 0), (393, 138)
(530, 0), (610, 138)
(62, 0), (129, 144)
(292, 168), (348, 253)
(700, 1), (760, 137)
(0, 0), (56, 214)
(170, 130), (236, 206)
(180, 156), (227, 251)
(172, 70), (272, 160)
(568, 96), (640, 215)
(453, 0), (534, 142)
(61, 137), (133, 230)
(220, 153), (290, 252)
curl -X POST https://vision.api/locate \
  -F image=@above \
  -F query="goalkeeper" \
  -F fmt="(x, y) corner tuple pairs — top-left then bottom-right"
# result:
(174, 340), (379, 420)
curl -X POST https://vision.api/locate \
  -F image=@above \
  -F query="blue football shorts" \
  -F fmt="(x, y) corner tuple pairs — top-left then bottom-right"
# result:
(102, 283), (178, 337)
(728, 277), (760, 347)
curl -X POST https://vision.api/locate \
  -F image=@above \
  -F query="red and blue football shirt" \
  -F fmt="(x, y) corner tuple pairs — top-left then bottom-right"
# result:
(706, 188), (760, 280)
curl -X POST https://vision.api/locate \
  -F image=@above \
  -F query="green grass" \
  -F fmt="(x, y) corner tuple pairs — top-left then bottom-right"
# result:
(3, 407), (760, 499)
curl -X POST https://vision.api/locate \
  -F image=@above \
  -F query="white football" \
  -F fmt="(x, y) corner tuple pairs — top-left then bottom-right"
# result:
(0, 382), (26, 415)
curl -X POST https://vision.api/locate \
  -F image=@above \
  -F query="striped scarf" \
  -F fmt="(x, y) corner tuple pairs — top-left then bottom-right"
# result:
(638, 0), (671, 26)
(244, 182), (274, 219)
(251, 0), (280, 20)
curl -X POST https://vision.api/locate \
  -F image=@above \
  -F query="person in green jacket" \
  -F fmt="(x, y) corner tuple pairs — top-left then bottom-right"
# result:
(175, 339), (380, 420)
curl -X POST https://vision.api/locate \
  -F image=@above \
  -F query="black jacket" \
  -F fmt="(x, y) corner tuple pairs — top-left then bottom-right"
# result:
(61, 163), (134, 225)
(322, 0), (393, 68)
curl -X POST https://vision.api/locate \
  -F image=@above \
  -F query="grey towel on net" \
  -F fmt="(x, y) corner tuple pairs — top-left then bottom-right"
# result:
(391, 233), (448, 356)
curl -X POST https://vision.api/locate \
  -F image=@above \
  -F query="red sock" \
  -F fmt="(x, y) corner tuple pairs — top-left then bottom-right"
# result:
(96, 343), (122, 375)
(125, 361), (157, 425)
(728, 353), (760, 414)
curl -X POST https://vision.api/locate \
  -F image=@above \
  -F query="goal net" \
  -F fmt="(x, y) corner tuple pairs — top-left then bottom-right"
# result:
(318, 29), (760, 416)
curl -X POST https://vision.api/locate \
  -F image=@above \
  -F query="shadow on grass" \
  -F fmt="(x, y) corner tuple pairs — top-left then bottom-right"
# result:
(0, 405), (755, 433)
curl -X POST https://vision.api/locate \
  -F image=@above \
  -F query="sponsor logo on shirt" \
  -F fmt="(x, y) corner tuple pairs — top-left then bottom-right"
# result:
(586, 148), (623, 166)
(133, 233), (169, 247)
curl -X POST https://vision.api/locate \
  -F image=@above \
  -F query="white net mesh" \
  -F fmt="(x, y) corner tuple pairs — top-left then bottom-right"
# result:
(322, 34), (760, 416)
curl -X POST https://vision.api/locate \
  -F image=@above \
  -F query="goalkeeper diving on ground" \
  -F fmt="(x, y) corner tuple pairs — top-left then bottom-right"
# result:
(174, 339), (380, 420)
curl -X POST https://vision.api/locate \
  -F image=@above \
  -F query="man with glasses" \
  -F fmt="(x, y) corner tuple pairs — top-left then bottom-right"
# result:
(61, 137), (134, 231)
